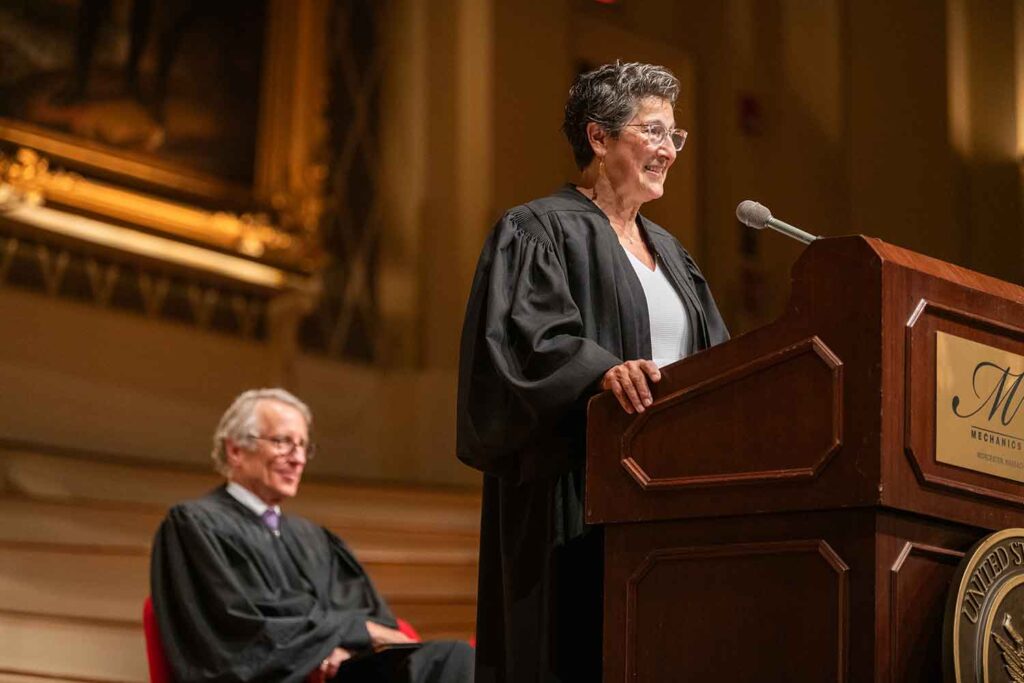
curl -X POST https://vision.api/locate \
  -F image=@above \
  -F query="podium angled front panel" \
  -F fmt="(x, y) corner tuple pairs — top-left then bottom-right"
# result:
(620, 336), (842, 491)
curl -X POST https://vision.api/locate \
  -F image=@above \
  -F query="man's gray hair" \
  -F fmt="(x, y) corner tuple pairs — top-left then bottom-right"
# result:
(562, 61), (680, 171)
(211, 388), (313, 474)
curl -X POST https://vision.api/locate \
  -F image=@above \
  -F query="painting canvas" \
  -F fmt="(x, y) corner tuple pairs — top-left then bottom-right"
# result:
(0, 0), (266, 192)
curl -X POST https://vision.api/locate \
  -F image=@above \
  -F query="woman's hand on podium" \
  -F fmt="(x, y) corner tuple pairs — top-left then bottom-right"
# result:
(601, 360), (661, 414)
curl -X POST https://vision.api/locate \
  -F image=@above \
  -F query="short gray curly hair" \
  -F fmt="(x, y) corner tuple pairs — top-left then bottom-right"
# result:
(211, 388), (313, 474)
(562, 61), (680, 171)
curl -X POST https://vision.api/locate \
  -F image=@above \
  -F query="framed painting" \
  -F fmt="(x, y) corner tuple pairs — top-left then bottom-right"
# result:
(0, 0), (327, 273)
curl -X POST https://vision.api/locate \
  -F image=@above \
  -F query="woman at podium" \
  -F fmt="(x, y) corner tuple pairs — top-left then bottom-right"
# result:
(456, 61), (729, 683)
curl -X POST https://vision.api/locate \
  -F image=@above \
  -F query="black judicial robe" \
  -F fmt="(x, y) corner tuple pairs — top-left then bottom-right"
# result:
(151, 487), (397, 683)
(456, 185), (729, 682)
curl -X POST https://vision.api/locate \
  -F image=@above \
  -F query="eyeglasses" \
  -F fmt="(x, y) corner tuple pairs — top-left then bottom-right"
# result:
(623, 122), (688, 151)
(247, 434), (317, 460)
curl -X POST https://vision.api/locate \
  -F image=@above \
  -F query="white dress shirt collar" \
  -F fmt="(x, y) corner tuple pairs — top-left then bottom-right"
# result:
(226, 481), (282, 517)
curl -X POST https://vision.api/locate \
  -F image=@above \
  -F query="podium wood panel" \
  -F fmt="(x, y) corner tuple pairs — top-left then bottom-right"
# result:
(624, 538), (847, 681)
(601, 509), (981, 682)
(620, 336), (842, 490)
(903, 300), (1024, 506)
(887, 541), (963, 683)
(588, 236), (1024, 682)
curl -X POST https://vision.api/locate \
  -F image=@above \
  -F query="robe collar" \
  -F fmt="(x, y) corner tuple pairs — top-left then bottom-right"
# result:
(554, 183), (604, 213)
(554, 183), (709, 352)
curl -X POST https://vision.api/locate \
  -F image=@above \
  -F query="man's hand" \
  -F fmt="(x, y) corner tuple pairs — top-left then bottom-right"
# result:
(308, 622), (410, 681)
(309, 647), (351, 681)
(601, 360), (661, 414)
(366, 620), (415, 647)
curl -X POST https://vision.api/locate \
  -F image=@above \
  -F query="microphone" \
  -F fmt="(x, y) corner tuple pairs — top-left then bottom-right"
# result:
(735, 200), (818, 245)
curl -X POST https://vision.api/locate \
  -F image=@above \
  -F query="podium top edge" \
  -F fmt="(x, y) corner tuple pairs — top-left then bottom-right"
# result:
(802, 235), (1024, 304)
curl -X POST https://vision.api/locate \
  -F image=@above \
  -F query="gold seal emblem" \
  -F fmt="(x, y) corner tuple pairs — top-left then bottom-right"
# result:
(946, 529), (1024, 682)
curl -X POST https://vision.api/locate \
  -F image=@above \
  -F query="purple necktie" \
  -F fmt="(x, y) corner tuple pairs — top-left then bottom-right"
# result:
(261, 509), (280, 535)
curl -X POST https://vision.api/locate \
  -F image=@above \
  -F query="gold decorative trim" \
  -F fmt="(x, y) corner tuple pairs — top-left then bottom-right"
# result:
(0, 149), (314, 267)
(0, 202), (306, 293)
(0, 118), (249, 205)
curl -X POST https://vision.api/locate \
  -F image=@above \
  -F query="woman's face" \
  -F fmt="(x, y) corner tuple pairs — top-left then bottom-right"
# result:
(601, 97), (678, 205)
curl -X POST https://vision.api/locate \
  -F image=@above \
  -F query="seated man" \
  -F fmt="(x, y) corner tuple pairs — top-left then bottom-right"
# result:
(151, 388), (474, 683)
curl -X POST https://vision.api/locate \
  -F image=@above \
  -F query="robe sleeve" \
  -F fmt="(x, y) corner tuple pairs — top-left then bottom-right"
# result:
(151, 506), (369, 683)
(323, 531), (398, 633)
(457, 208), (621, 478)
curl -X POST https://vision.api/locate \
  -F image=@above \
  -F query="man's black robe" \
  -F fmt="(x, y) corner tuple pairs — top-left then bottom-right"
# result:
(151, 486), (396, 683)
(457, 185), (729, 682)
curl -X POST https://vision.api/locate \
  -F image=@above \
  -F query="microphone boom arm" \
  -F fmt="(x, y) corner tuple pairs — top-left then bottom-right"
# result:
(765, 216), (817, 245)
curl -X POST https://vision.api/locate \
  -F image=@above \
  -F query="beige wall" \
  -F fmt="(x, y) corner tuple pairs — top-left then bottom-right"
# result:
(0, 284), (473, 485)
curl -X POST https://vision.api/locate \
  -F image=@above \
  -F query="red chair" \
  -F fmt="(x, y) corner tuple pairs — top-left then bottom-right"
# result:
(142, 596), (173, 683)
(396, 617), (422, 642)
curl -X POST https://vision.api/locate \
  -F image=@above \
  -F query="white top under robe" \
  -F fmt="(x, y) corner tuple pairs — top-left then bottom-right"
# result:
(624, 248), (692, 367)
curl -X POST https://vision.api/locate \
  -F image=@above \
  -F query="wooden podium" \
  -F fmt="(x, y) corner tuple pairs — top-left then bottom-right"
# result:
(586, 236), (1024, 682)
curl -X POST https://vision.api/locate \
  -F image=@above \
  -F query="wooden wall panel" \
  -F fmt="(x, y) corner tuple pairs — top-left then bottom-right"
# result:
(0, 611), (144, 682)
(0, 499), (477, 565)
(2, 449), (480, 536)
(0, 546), (475, 620)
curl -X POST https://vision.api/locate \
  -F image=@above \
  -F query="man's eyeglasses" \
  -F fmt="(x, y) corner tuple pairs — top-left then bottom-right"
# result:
(623, 123), (688, 151)
(248, 434), (317, 460)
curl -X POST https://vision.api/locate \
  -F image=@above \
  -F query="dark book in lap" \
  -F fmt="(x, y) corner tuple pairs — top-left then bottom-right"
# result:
(336, 643), (422, 679)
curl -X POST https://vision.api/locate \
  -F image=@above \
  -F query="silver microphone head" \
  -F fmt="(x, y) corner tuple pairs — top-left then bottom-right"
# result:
(736, 200), (772, 230)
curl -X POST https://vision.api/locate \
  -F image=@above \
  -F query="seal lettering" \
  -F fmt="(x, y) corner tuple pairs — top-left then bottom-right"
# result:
(945, 529), (1024, 683)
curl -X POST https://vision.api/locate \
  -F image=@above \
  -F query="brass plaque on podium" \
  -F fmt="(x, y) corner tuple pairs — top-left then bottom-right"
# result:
(936, 332), (1024, 482)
